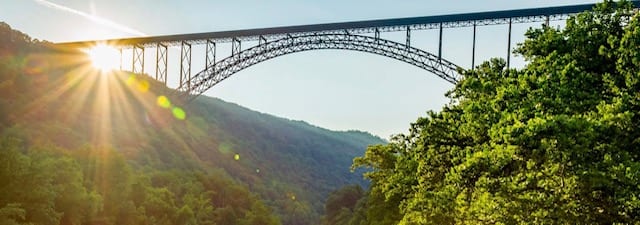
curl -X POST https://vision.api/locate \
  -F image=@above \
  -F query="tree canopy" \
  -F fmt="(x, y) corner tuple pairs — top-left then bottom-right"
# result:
(345, 1), (640, 224)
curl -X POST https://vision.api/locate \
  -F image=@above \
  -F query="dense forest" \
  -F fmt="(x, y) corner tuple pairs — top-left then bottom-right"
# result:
(0, 23), (283, 225)
(321, 1), (640, 224)
(4, 0), (640, 224)
(0, 18), (384, 225)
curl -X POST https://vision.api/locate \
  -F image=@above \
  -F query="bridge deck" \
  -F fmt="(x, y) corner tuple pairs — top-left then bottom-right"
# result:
(55, 1), (640, 48)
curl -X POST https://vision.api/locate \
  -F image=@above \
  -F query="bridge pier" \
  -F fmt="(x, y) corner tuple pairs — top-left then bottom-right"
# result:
(156, 43), (168, 85)
(119, 48), (123, 71)
(206, 40), (216, 70)
(472, 22), (476, 69)
(405, 27), (411, 48)
(232, 38), (241, 57)
(545, 15), (550, 26)
(259, 36), (267, 46)
(507, 18), (512, 72)
(438, 22), (443, 61)
(180, 41), (192, 90)
(132, 45), (144, 74)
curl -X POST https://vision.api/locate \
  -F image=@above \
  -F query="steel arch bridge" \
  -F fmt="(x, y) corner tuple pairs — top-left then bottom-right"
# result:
(177, 33), (461, 97)
(55, 1), (640, 101)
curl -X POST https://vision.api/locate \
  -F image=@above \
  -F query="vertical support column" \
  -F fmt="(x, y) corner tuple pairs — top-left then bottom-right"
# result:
(205, 40), (216, 70)
(507, 18), (512, 72)
(232, 38), (241, 58)
(119, 48), (123, 71)
(155, 43), (168, 85)
(374, 28), (380, 44)
(132, 45), (144, 74)
(180, 41), (192, 90)
(438, 22), (443, 61)
(472, 22), (477, 69)
(259, 36), (267, 46)
(287, 34), (294, 45)
(545, 15), (550, 27)
(405, 26), (411, 48)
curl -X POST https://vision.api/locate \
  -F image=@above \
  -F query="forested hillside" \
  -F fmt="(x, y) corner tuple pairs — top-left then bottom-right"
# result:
(184, 97), (385, 224)
(323, 1), (640, 224)
(0, 21), (384, 225)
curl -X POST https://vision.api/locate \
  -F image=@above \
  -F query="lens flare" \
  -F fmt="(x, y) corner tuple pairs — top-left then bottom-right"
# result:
(126, 74), (136, 85)
(137, 80), (149, 93)
(172, 107), (186, 120)
(85, 44), (120, 72)
(156, 96), (171, 108)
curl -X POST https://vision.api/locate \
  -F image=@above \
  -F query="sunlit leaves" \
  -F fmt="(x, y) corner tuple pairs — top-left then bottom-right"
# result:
(351, 1), (640, 224)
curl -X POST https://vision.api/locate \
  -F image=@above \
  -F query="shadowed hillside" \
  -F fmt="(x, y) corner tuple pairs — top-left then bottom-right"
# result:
(0, 21), (385, 225)
(189, 96), (385, 219)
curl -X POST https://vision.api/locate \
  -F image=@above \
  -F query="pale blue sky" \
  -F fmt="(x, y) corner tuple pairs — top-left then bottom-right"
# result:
(1, 0), (599, 138)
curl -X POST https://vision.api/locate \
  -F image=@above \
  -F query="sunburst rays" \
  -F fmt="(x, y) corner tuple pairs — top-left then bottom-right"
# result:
(15, 46), (187, 149)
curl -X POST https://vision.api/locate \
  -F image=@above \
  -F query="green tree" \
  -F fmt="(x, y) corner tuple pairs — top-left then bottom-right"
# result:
(322, 185), (364, 225)
(142, 187), (178, 225)
(0, 138), (61, 225)
(352, 1), (640, 224)
(0, 204), (28, 225)
(238, 201), (281, 225)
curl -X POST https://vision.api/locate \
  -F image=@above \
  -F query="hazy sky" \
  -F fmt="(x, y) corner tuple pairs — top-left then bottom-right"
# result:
(0, 0), (599, 138)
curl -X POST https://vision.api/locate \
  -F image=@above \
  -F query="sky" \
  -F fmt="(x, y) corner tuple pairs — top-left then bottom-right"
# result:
(0, 0), (600, 138)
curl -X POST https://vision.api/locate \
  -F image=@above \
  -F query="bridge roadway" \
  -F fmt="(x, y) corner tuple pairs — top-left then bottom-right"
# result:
(54, 2), (640, 100)
(56, 2), (640, 47)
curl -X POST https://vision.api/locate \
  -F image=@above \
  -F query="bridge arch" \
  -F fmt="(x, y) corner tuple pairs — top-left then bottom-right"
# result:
(177, 33), (463, 99)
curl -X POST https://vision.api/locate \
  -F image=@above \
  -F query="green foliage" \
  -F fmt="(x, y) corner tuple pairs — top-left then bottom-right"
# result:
(0, 25), (367, 225)
(0, 135), (283, 225)
(348, 1), (640, 224)
(0, 203), (29, 225)
(190, 97), (385, 225)
(322, 185), (364, 225)
(0, 20), (383, 225)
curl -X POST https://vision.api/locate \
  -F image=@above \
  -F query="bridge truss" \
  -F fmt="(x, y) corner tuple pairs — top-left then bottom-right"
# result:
(178, 33), (461, 97)
(55, 1), (640, 100)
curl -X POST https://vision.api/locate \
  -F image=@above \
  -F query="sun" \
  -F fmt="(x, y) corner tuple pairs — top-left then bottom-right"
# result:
(85, 44), (120, 72)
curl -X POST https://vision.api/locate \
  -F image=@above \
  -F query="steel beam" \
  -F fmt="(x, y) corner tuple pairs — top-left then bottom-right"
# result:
(206, 40), (216, 70)
(286, 34), (294, 45)
(507, 18), (512, 71)
(178, 33), (462, 99)
(155, 43), (168, 85)
(232, 38), (241, 57)
(545, 15), (550, 26)
(438, 23), (443, 61)
(259, 36), (267, 46)
(180, 41), (192, 90)
(472, 22), (476, 69)
(58, 2), (640, 48)
(405, 26), (411, 48)
(374, 28), (380, 44)
(132, 45), (144, 74)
